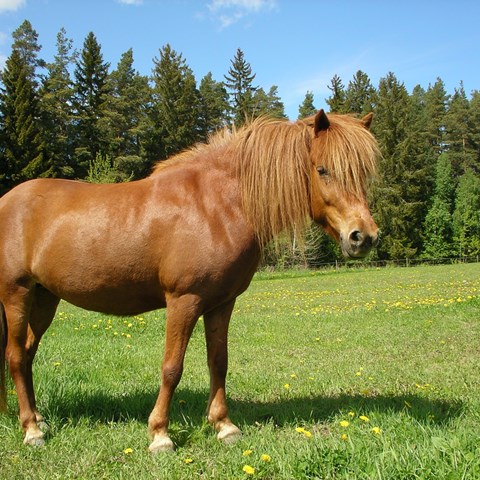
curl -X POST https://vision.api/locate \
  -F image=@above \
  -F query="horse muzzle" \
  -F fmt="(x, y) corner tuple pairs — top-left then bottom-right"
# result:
(340, 229), (379, 258)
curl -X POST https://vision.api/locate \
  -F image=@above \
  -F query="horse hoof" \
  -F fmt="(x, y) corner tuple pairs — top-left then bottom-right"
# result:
(217, 424), (242, 445)
(148, 435), (175, 454)
(23, 431), (45, 447)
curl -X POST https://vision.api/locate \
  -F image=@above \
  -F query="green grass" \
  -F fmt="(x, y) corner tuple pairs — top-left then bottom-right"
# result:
(1, 263), (479, 479)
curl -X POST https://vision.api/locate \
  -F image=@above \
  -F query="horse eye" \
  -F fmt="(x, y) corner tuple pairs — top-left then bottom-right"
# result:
(317, 166), (328, 177)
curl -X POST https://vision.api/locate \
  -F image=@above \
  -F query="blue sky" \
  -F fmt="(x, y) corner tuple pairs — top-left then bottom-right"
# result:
(0, 0), (479, 119)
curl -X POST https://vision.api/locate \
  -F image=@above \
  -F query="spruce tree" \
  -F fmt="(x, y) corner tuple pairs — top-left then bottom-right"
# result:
(252, 85), (286, 119)
(422, 153), (455, 257)
(72, 32), (110, 177)
(325, 74), (346, 113)
(445, 82), (474, 175)
(453, 169), (480, 256)
(40, 27), (77, 177)
(224, 48), (257, 125)
(11, 20), (44, 84)
(371, 72), (417, 259)
(468, 90), (480, 169)
(150, 44), (200, 160)
(103, 48), (151, 179)
(198, 72), (229, 141)
(298, 91), (316, 119)
(0, 49), (48, 194)
(343, 70), (375, 114)
(424, 78), (448, 156)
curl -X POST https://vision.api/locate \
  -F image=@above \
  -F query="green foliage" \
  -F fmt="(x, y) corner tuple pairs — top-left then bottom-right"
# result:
(453, 169), (480, 255)
(72, 32), (110, 177)
(198, 72), (229, 140)
(423, 154), (455, 257)
(224, 48), (257, 125)
(103, 49), (151, 179)
(298, 90), (316, 119)
(150, 44), (200, 159)
(0, 49), (49, 194)
(40, 27), (77, 178)
(325, 74), (346, 112)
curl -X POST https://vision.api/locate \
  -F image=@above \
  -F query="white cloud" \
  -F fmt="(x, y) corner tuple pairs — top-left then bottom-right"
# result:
(207, 0), (276, 28)
(0, 0), (26, 13)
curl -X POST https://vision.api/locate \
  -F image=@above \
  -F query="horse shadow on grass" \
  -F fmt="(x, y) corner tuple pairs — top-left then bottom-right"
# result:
(42, 385), (464, 446)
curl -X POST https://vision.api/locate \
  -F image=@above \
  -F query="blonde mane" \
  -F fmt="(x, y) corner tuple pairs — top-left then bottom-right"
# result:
(151, 114), (379, 247)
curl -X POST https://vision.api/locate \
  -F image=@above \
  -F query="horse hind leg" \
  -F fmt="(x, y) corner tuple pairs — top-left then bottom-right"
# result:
(204, 299), (241, 444)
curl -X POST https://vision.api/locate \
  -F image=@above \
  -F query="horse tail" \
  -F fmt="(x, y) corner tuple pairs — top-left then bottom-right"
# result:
(0, 302), (6, 411)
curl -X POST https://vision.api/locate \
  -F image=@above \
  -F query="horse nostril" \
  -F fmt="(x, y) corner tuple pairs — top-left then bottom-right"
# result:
(349, 230), (363, 244)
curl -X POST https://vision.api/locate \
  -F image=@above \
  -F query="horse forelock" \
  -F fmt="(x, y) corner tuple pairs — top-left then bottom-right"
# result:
(309, 113), (380, 197)
(230, 118), (313, 246)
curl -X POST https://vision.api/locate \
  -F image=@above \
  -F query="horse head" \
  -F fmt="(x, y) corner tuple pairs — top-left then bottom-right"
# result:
(308, 110), (379, 258)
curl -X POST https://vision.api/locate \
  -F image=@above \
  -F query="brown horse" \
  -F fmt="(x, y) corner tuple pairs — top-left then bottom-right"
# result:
(0, 110), (379, 452)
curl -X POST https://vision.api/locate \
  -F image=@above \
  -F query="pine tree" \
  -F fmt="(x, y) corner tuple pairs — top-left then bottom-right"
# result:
(0, 49), (48, 194)
(371, 73), (417, 259)
(453, 169), (480, 256)
(445, 82), (474, 175)
(103, 48), (151, 179)
(40, 27), (77, 177)
(468, 90), (480, 168)
(422, 153), (455, 257)
(72, 32), (110, 177)
(10, 20), (44, 84)
(424, 78), (448, 156)
(298, 91), (316, 119)
(325, 74), (346, 112)
(150, 44), (200, 160)
(198, 72), (229, 141)
(252, 85), (286, 119)
(343, 70), (375, 114)
(224, 48), (257, 125)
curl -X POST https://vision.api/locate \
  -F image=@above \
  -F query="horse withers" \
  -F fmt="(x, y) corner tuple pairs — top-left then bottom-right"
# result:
(0, 110), (379, 452)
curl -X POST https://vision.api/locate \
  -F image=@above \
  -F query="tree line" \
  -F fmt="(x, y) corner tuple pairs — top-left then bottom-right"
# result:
(1, 20), (479, 262)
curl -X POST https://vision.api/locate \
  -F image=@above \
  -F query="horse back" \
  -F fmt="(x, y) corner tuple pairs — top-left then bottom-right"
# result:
(0, 173), (259, 315)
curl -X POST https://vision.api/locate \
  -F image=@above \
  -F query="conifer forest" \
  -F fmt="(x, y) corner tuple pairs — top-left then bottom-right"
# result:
(1, 21), (479, 263)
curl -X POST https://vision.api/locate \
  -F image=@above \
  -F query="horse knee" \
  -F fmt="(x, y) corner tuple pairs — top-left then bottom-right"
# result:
(162, 362), (183, 389)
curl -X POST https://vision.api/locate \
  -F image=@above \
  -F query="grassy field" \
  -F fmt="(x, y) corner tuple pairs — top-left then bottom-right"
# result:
(1, 263), (479, 479)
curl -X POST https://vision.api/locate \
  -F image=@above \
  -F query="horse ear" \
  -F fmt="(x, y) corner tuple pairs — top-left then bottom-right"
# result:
(314, 109), (330, 136)
(362, 112), (373, 130)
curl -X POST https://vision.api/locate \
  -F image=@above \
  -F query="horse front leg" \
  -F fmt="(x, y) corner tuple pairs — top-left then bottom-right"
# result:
(148, 294), (201, 453)
(3, 287), (45, 446)
(204, 299), (241, 444)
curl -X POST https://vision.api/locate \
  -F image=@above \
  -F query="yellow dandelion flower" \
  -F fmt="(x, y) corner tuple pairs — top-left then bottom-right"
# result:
(243, 449), (253, 456)
(284, 383), (290, 390)
(339, 420), (349, 428)
(243, 465), (255, 475)
(341, 433), (348, 441)
(359, 415), (370, 422)
(260, 454), (271, 462)
(124, 448), (133, 454)
(348, 411), (355, 418)
(184, 458), (193, 464)
(371, 427), (382, 435)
